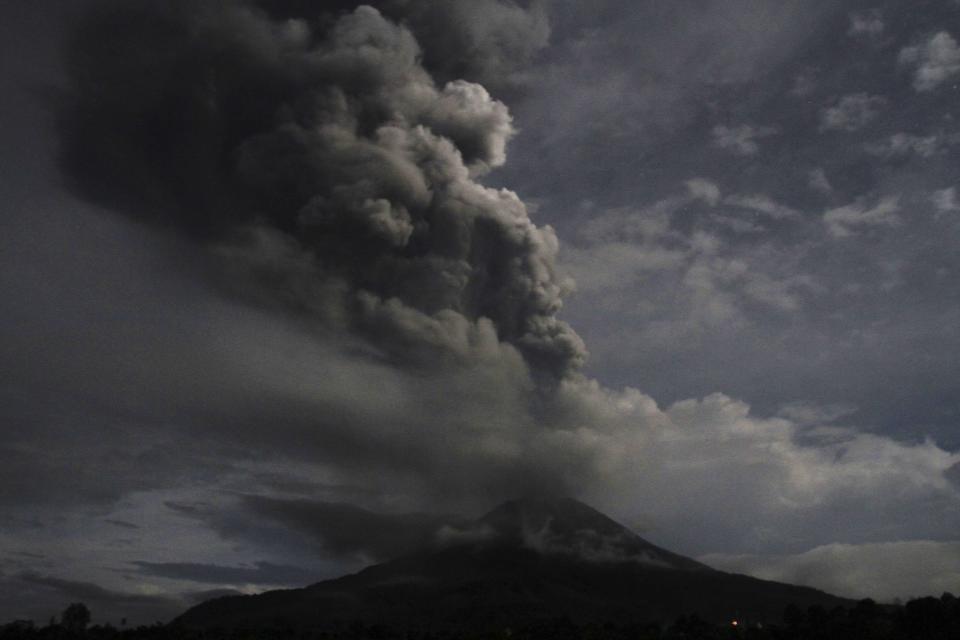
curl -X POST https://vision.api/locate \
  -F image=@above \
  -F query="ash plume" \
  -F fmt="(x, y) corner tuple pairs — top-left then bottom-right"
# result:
(58, 0), (583, 381)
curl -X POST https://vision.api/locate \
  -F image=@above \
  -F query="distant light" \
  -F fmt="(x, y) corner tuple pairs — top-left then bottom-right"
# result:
(731, 620), (739, 626)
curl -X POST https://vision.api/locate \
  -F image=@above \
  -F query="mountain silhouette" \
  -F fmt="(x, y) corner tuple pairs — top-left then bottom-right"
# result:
(174, 498), (851, 631)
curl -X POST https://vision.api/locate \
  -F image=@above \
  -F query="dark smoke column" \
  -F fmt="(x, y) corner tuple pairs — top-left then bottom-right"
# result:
(59, 0), (584, 383)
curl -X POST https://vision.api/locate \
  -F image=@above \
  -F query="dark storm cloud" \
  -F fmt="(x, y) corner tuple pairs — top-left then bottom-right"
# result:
(241, 496), (467, 560)
(158, 495), (467, 562)
(58, 0), (582, 381)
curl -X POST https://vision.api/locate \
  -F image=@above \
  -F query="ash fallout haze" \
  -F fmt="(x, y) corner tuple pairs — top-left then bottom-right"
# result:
(1, 0), (960, 626)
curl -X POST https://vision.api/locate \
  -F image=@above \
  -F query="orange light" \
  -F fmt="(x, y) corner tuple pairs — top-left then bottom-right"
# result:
(731, 620), (739, 626)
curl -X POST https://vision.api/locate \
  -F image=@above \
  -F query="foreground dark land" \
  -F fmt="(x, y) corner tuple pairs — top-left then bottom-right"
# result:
(9, 501), (954, 639)
(171, 500), (852, 630)
(3, 594), (960, 640)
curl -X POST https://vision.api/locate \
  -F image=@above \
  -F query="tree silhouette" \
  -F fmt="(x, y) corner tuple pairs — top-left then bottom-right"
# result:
(60, 603), (90, 632)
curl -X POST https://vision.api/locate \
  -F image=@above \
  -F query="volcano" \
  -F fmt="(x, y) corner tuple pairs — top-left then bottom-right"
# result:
(174, 498), (851, 631)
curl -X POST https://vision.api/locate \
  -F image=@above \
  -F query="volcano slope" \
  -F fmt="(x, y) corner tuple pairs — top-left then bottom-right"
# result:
(174, 498), (851, 631)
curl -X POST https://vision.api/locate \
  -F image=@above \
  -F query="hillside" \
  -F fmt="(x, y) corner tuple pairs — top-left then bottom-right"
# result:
(174, 498), (851, 631)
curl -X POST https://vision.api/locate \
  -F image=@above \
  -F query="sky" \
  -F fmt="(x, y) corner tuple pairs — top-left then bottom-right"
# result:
(1, 0), (959, 625)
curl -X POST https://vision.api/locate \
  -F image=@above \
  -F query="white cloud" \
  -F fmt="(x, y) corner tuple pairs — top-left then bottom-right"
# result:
(724, 194), (799, 220)
(562, 185), (812, 331)
(562, 241), (686, 291)
(701, 540), (960, 601)
(900, 32), (960, 92)
(848, 11), (884, 39)
(561, 201), (687, 291)
(682, 253), (813, 315)
(808, 168), (833, 195)
(865, 133), (942, 157)
(738, 269), (814, 311)
(578, 387), (960, 562)
(823, 196), (901, 237)
(931, 187), (960, 214)
(574, 200), (677, 245)
(820, 93), (886, 131)
(686, 178), (722, 206)
(712, 124), (778, 155)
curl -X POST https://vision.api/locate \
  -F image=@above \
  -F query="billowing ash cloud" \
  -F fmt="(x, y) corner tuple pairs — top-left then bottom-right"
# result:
(257, 0), (551, 93)
(47, 0), (960, 562)
(58, 0), (582, 381)
(240, 496), (467, 561)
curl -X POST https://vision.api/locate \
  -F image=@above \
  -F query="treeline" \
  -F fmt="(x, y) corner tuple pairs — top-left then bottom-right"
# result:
(3, 594), (959, 640)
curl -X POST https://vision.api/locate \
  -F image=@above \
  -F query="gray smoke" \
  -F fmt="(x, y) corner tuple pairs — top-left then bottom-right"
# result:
(58, 0), (583, 381)
(256, 0), (551, 92)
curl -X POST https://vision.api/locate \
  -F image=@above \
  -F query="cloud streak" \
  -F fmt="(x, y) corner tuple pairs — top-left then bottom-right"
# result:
(711, 124), (778, 156)
(823, 196), (901, 238)
(131, 561), (319, 587)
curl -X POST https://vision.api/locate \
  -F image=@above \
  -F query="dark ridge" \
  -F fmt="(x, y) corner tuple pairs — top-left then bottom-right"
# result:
(173, 498), (852, 631)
